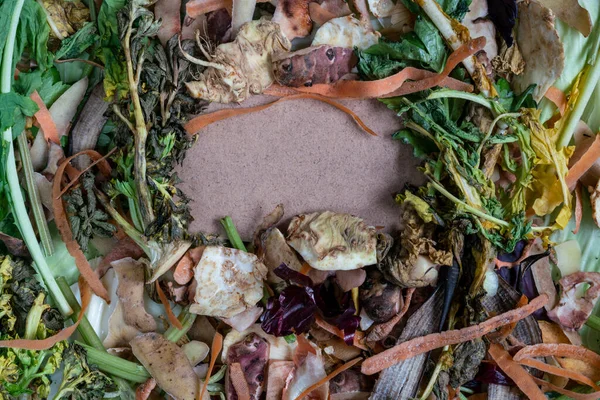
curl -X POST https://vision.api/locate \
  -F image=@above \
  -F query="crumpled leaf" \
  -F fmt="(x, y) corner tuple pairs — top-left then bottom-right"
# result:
(538, 0), (592, 37)
(42, 0), (90, 38)
(523, 109), (573, 230)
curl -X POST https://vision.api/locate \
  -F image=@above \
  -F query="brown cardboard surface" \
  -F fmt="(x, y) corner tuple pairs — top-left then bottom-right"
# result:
(177, 95), (423, 240)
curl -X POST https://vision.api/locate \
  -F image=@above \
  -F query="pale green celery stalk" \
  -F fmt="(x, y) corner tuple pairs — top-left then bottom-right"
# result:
(1, 0), (71, 316)
(220, 216), (247, 251)
(426, 90), (494, 111)
(24, 293), (47, 340)
(586, 315), (600, 332)
(164, 306), (197, 343)
(76, 341), (151, 383)
(16, 132), (54, 256)
(557, 45), (600, 148)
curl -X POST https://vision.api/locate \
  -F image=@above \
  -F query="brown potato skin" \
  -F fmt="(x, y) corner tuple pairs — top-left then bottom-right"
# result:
(273, 45), (357, 87)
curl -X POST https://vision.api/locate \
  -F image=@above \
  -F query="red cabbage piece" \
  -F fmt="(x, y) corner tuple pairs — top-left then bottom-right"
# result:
(314, 277), (360, 345)
(475, 363), (514, 385)
(274, 263), (314, 287)
(497, 240), (527, 263)
(261, 285), (316, 336)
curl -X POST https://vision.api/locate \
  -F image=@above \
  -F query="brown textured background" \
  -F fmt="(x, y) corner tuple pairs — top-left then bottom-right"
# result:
(177, 95), (423, 239)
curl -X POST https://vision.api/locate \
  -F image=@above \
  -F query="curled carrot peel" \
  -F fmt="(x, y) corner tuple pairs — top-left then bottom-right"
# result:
(184, 94), (378, 136)
(315, 316), (368, 351)
(516, 357), (599, 389)
(566, 133), (600, 191)
(532, 377), (600, 400)
(292, 38), (484, 99)
(57, 147), (117, 198)
(30, 90), (59, 144)
(0, 278), (90, 350)
(513, 343), (600, 370)
(294, 357), (362, 400)
(155, 281), (184, 330)
(367, 287), (415, 342)
(487, 295), (528, 342)
(361, 294), (548, 375)
(135, 378), (157, 400)
(488, 343), (546, 400)
(53, 150), (111, 302)
(545, 86), (567, 116)
(199, 332), (224, 400)
(229, 362), (251, 400)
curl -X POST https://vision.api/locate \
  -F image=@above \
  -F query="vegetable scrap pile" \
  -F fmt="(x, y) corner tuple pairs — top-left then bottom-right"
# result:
(2, 0), (600, 399)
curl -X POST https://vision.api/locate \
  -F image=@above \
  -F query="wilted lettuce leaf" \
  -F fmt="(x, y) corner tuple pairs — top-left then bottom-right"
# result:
(0, 93), (38, 139)
(14, 0), (53, 71)
(14, 68), (70, 107)
(392, 129), (438, 157)
(98, 0), (128, 100)
(436, 0), (472, 21)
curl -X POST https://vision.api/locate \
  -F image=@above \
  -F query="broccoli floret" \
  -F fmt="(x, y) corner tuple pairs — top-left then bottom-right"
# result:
(54, 344), (114, 400)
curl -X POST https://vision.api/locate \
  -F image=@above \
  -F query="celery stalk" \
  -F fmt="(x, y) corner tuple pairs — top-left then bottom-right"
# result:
(1, 0), (71, 316)
(220, 216), (247, 251)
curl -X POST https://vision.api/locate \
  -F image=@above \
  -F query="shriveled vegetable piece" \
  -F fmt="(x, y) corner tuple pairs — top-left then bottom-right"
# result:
(49, 77), (88, 138)
(309, 0), (351, 26)
(190, 246), (267, 318)
(184, 93), (377, 136)
(53, 150), (111, 301)
(548, 272), (600, 331)
(312, 16), (379, 51)
(131, 333), (198, 400)
(183, 340), (210, 366)
(262, 228), (303, 289)
(97, 237), (144, 278)
(273, 46), (356, 88)
(112, 258), (156, 332)
(287, 211), (377, 271)
(367, 288), (414, 342)
(538, 0), (591, 37)
(282, 351), (329, 400)
(155, 0), (182, 46)
(136, 378), (157, 400)
(222, 325), (296, 363)
(185, 20), (291, 103)
(186, 0), (227, 17)
(222, 305), (263, 332)
(487, 343), (546, 400)
(513, 0), (565, 101)
(0, 278), (90, 350)
(30, 90), (59, 144)
(367, 0), (395, 18)
(272, 0), (312, 40)
(104, 303), (143, 348)
(361, 294), (548, 374)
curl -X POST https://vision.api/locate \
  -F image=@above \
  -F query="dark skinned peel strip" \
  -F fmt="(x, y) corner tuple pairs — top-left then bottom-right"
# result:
(53, 150), (112, 302)
(361, 293), (548, 375)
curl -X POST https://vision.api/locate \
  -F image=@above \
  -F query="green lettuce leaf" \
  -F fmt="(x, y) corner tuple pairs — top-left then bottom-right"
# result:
(55, 21), (99, 60)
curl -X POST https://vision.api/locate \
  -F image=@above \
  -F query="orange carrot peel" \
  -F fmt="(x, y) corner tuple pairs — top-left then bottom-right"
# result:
(488, 343), (547, 400)
(566, 133), (600, 191)
(53, 150), (111, 302)
(361, 293), (549, 375)
(184, 94), (378, 136)
(545, 86), (567, 116)
(30, 90), (60, 144)
(0, 278), (90, 350)
(199, 332), (224, 400)
(367, 287), (415, 342)
(574, 183), (583, 234)
(155, 281), (184, 330)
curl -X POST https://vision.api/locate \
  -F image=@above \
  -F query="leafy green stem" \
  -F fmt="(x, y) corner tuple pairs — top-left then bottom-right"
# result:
(1, 0), (72, 317)
(220, 216), (247, 251)
(585, 315), (600, 333)
(122, 6), (155, 229)
(24, 293), (47, 340)
(426, 177), (510, 228)
(427, 90), (494, 111)
(16, 132), (54, 256)
(477, 113), (521, 156)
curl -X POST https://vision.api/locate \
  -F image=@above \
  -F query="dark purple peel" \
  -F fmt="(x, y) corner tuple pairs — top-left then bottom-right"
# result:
(274, 263), (314, 287)
(225, 333), (270, 400)
(261, 285), (317, 336)
(486, 0), (518, 47)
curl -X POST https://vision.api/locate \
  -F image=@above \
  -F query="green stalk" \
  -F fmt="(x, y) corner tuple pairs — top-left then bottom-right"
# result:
(585, 315), (600, 332)
(164, 306), (197, 343)
(76, 341), (151, 383)
(122, 6), (154, 229)
(426, 177), (510, 228)
(220, 216), (247, 251)
(16, 132), (54, 256)
(557, 46), (600, 149)
(426, 90), (494, 111)
(24, 293), (47, 340)
(56, 277), (105, 350)
(1, 0), (72, 317)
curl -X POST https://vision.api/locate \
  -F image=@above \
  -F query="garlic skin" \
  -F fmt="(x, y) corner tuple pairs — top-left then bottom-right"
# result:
(190, 246), (267, 318)
(287, 211), (378, 271)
